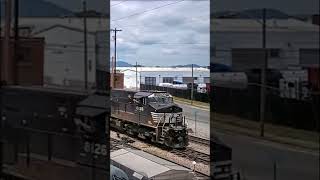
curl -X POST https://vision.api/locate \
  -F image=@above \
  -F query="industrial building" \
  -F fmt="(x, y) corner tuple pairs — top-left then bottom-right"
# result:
(5, 17), (110, 90)
(211, 18), (319, 70)
(117, 67), (210, 89)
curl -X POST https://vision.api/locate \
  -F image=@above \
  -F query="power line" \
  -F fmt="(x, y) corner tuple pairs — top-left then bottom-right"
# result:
(111, 14), (209, 29)
(111, 0), (186, 22)
(111, 0), (127, 7)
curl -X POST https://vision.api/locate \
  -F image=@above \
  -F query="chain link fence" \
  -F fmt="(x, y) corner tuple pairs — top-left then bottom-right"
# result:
(140, 84), (210, 103)
(212, 82), (320, 131)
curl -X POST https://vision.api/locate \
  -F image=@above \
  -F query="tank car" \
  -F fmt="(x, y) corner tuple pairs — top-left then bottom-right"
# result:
(110, 89), (188, 149)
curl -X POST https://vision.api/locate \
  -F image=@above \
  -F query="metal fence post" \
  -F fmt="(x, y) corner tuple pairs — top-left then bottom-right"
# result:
(273, 161), (277, 180)
(194, 111), (197, 136)
(26, 131), (30, 166)
(48, 133), (52, 161)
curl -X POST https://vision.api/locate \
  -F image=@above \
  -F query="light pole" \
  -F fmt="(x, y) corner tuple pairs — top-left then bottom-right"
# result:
(110, 28), (122, 88)
(260, 8), (267, 137)
(191, 64), (194, 105)
(136, 62), (138, 91)
(239, 8), (268, 137)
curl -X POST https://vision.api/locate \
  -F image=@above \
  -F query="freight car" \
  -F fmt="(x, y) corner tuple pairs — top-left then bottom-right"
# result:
(110, 89), (188, 149)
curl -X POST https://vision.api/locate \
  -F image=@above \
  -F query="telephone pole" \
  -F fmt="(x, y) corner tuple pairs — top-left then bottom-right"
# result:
(13, 0), (19, 84)
(2, 0), (12, 84)
(191, 64), (194, 105)
(83, 0), (88, 90)
(260, 8), (267, 137)
(110, 28), (122, 88)
(136, 62), (138, 91)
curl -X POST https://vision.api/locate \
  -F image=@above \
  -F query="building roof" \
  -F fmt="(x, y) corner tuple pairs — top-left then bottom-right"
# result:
(211, 18), (320, 32)
(76, 94), (109, 117)
(111, 148), (193, 179)
(17, 17), (108, 36)
(117, 67), (210, 72)
(32, 24), (97, 35)
(134, 92), (153, 98)
(4, 85), (88, 96)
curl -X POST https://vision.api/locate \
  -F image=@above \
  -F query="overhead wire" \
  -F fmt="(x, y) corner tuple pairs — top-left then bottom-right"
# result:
(111, 0), (186, 22)
(111, 0), (127, 7)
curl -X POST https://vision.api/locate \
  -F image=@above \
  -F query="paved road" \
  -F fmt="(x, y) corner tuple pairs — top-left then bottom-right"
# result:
(214, 129), (319, 180)
(177, 103), (210, 138)
(177, 102), (319, 180)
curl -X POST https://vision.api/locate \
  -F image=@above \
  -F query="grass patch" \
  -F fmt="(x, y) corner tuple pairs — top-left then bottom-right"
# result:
(212, 112), (320, 150)
(173, 96), (209, 108)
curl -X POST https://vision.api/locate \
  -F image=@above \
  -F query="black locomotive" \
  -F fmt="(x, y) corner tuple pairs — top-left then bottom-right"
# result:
(111, 89), (189, 149)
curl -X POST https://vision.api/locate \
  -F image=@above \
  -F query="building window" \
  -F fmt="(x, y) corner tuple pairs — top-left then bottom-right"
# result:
(145, 77), (156, 85)
(269, 49), (280, 58)
(162, 77), (174, 83)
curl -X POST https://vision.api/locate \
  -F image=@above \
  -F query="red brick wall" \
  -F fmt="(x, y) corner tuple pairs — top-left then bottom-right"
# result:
(110, 73), (124, 89)
(0, 37), (44, 85)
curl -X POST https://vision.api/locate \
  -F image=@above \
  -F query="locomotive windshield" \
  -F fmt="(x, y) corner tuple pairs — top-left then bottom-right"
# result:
(148, 93), (173, 104)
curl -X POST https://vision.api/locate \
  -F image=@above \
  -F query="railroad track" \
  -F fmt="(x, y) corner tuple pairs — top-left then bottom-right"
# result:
(111, 132), (210, 165)
(189, 135), (210, 146)
(110, 132), (210, 179)
(170, 148), (210, 165)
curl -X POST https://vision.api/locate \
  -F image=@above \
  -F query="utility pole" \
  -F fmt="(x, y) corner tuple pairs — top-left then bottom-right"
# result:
(0, 0), (2, 79)
(83, 0), (88, 90)
(0, 1), (3, 177)
(110, 28), (122, 88)
(191, 64), (194, 105)
(259, 8), (267, 137)
(13, 0), (19, 84)
(2, 0), (12, 84)
(0, 0), (2, 37)
(136, 62), (138, 91)
(139, 72), (142, 90)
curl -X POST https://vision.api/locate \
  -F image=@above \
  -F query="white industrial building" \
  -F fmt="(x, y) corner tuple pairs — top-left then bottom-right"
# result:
(211, 18), (319, 70)
(14, 17), (109, 89)
(117, 67), (210, 89)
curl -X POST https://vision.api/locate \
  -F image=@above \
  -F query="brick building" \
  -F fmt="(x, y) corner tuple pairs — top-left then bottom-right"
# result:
(110, 73), (124, 89)
(0, 37), (45, 85)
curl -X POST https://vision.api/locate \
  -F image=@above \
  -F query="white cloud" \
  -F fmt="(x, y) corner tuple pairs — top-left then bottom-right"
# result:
(111, 0), (210, 66)
(162, 48), (180, 55)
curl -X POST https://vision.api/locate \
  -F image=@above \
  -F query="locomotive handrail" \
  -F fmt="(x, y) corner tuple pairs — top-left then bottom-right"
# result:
(161, 113), (166, 136)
